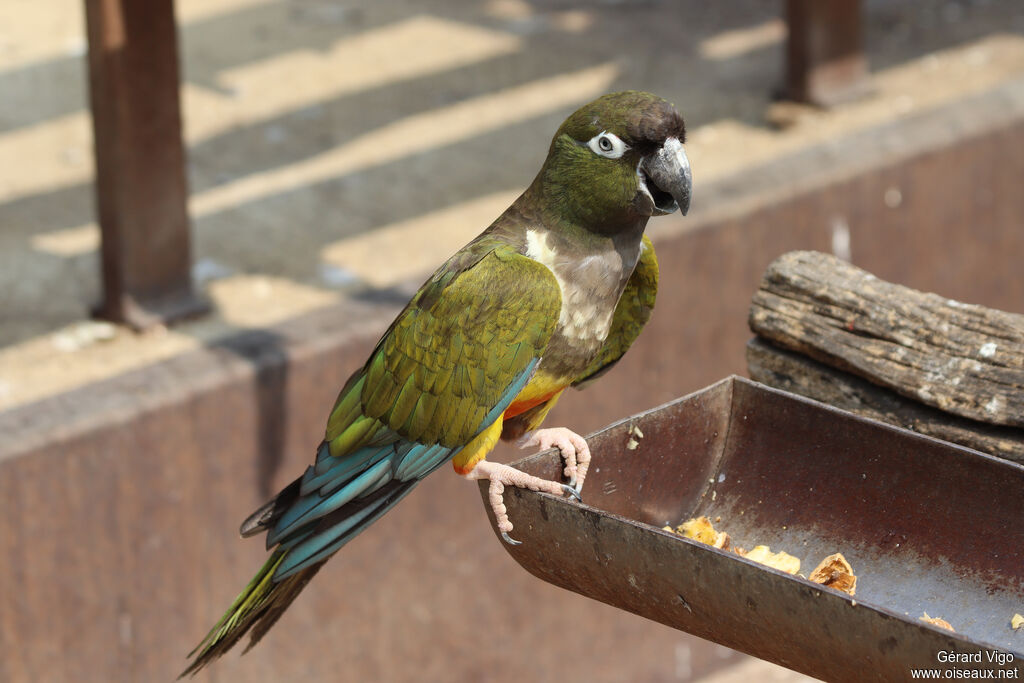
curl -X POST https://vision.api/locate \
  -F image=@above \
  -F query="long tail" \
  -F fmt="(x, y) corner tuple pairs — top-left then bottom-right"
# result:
(180, 382), (464, 676)
(179, 551), (325, 678)
(180, 450), (428, 677)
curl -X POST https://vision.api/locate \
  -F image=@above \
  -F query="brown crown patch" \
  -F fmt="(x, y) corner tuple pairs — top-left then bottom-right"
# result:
(560, 91), (686, 151)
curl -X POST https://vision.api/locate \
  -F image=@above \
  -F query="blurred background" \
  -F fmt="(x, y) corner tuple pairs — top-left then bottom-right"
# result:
(1, 0), (1023, 680)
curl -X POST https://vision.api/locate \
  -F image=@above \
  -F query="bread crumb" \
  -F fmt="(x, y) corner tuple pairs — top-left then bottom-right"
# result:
(808, 553), (857, 596)
(743, 545), (800, 574)
(920, 613), (955, 632)
(672, 516), (731, 549)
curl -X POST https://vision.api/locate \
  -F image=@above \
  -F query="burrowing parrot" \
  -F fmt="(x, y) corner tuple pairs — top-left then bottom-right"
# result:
(182, 90), (691, 676)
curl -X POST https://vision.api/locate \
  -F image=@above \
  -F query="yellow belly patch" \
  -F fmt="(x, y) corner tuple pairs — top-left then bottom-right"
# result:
(452, 417), (503, 474)
(513, 369), (569, 406)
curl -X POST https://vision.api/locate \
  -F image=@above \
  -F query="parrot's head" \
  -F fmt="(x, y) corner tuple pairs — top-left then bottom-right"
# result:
(533, 90), (691, 235)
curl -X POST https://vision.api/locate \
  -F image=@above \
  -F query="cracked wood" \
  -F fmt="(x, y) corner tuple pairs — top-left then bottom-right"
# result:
(748, 251), (1024, 429)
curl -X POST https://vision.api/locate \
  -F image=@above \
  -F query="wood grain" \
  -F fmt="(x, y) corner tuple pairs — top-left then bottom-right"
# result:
(749, 251), (1024, 429)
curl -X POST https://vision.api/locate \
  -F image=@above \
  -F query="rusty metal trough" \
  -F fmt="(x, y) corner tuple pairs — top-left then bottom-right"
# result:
(480, 376), (1024, 681)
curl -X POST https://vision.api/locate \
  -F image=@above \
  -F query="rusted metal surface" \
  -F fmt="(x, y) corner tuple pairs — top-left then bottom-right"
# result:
(784, 0), (870, 106)
(85, 0), (208, 328)
(484, 377), (1024, 681)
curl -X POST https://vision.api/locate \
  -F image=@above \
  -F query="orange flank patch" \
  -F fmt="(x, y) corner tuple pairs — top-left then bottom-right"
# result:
(504, 370), (570, 420)
(503, 391), (559, 420)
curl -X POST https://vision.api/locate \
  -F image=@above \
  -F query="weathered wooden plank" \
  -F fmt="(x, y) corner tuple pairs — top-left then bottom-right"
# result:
(749, 251), (1024, 428)
(747, 338), (1024, 464)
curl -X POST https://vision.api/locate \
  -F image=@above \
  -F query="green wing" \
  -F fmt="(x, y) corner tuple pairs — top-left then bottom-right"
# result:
(573, 234), (658, 388)
(327, 239), (562, 453)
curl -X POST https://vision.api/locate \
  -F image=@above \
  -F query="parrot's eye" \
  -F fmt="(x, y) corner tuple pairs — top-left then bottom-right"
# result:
(587, 131), (627, 159)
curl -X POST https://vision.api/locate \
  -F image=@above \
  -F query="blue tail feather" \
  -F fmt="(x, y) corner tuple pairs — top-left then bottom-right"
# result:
(271, 459), (392, 545)
(301, 444), (391, 497)
(277, 528), (314, 551)
(394, 443), (447, 480)
(275, 503), (381, 579)
(317, 446), (393, 497)
(266, 493), (323, 546)
(274, 482), (420, 580)
(313, 441), (334, 475)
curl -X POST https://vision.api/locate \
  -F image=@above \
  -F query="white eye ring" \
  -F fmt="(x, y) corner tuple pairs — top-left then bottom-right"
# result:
(587, 131), (627, 159)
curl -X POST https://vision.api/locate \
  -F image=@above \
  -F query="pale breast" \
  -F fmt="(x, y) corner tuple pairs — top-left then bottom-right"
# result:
(524, 228), (637, 363)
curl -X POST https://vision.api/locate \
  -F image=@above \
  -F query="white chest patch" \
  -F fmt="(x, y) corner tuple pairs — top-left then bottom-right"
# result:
(525, 229), (618, 345)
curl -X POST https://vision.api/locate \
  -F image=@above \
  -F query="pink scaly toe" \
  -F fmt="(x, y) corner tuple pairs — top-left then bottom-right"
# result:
(464, 459), (580, 545)
(518, 426), (592, 494)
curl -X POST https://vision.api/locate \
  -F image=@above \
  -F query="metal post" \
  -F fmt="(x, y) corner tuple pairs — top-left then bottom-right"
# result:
(84, 0), (208, 329)
(784, 0), (869, 107)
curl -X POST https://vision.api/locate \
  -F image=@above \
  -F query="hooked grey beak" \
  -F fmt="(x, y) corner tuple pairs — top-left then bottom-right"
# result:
(639, 137), (692, 216)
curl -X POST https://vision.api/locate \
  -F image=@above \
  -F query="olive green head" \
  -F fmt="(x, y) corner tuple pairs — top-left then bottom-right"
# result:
(531, 91), (692, 234)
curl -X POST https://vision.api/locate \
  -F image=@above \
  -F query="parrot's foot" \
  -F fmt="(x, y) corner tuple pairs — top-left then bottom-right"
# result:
(518, 427), (592, 494)
(465, 459), (580, 545)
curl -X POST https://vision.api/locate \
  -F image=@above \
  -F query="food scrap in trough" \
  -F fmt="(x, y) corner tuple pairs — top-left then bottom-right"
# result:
(808, 553), (857, 596)
(625, 423), (644, 450)
(665, 517), (860, 587)
(744, 545), (801, 574)
(920, 613), (956, 632)
(665, 516), (730, 549)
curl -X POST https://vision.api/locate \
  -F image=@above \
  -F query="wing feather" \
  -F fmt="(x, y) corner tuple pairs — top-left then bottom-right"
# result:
(354, 243), (561, 447)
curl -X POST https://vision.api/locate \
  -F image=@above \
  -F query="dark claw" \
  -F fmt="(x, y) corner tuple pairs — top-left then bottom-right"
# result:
(561, 484), (582, 501)
(501, 531), (522, 546)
